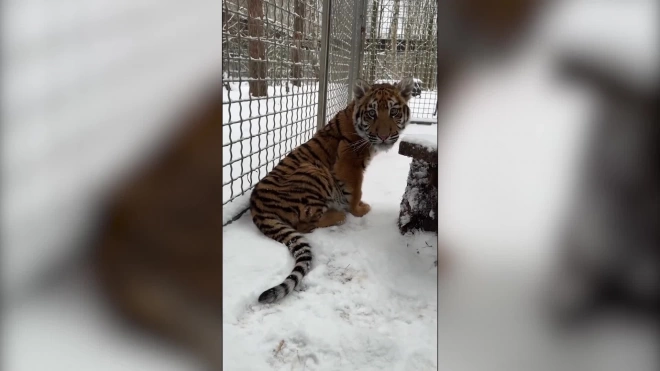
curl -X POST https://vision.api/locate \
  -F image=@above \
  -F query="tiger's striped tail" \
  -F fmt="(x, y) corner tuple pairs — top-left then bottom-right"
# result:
(254, 217), (313, 304)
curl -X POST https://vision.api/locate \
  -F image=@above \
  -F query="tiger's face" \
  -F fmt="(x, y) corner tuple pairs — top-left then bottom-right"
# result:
(352, 77), (414, 151)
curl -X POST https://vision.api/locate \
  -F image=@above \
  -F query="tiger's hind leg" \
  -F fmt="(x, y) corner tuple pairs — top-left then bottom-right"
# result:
(296, 205), (327, 233)
(315, 209), (346, 228)
(296, 208), (346, 233)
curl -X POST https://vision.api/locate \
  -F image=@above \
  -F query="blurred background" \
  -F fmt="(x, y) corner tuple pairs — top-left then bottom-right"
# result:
(2, 1), (223, 369)
(1, 0), (658, 370)
(435, 0), (658, 371)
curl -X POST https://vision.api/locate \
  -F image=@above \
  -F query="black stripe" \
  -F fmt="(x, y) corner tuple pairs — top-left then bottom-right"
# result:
(252, 212), (281, 222)
(259, 178), (280, 188)
(291, 242), (310, 255)
(260, 200), (298, 214)
(267, 225), (291, 237)
(268, 172), (286, 182)
(293, 177), (327, 196)
(281, 282), (291, 295)
(260, 191), (325, 206)
(295, 173), (331, 195)
(298, 143), (324, 165)
(251, 204), (269, 215)
(293, 265), (306, 275)
(270, 165), (287, 175)
(296, 255), (312, 263)
(288, 235), (302, 245)
(288, 151), (303, 163)
(279, 161), (296, 171)
(333, 119), (352, 142)
(257, 192), (297, 204)
(309, 137), (332, 160)
(286, 274), (300, 287)
(290, 187), (327, 201)
(259, 223), (288, 234)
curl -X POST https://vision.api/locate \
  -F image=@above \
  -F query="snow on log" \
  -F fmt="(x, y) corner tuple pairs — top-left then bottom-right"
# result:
(398, 134), (438, 164)
(398, 136), (438, 235)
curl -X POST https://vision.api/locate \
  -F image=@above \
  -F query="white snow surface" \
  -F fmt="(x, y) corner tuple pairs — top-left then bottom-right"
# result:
(401, 133), (437, 151)
(375, 78), (423, 84)
(223, 124), (439, 371)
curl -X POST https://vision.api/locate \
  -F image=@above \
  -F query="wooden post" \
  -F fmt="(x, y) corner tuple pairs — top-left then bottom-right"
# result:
(248, 0), (267, 97)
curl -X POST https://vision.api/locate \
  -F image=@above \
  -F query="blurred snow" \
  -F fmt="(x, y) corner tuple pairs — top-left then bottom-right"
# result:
(1, 0), (224, 300)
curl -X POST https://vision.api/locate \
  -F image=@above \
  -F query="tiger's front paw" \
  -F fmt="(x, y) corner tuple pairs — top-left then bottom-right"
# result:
(351, 202), (371, 217)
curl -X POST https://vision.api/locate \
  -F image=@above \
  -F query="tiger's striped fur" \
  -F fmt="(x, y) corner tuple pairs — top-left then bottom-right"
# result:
(251, 78), (415, 304)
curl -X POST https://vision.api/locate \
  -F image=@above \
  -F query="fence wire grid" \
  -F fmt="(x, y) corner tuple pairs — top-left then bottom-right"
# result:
(363, 0), (438, 118)
(222, 0), (437, 222)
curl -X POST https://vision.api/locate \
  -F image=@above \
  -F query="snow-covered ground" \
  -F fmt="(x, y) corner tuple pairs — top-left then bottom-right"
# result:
(223, 123), (439, 371)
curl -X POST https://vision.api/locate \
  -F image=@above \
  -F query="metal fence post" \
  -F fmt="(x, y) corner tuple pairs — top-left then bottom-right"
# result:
(316, 0), (332, 131)
(346, 0), (366, 103)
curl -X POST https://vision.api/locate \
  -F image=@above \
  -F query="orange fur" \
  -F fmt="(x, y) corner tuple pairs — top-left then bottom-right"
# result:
(334, 79), (415, 217)
(249, 78), (414, 304)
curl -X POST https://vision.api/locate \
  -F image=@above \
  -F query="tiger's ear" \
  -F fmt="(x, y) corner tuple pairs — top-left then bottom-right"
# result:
(397, 77), (415, 102)
(353, 79), (371, 101)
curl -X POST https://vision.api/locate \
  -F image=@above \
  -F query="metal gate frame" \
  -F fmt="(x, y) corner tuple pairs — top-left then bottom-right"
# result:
(316, 0), (368, 131)
(317, 0), (438, 130)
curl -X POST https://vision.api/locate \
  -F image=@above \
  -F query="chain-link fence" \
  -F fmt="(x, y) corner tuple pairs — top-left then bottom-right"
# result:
(222, 0), (324, 220)
(363, 0), (438, 119)
(319, 0), (363, 122)
(222, 0), (437, 223)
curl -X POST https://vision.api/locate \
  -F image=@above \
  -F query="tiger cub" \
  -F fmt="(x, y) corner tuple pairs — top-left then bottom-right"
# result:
(251, 77), (414, 304)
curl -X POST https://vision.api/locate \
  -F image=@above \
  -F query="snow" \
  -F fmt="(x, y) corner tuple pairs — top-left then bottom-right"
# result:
(223, 124), (438, 371)
(375, 78), (424, 84)
(401, 133), (437, 151)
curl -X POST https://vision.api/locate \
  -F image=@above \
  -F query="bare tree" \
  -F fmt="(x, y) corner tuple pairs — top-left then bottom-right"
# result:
(424, 1), (437, 88)
(248, 0), (267, 96)
(292, 0), (305, 86)
(390, 0), (401, 75)
(368, 0), (380, 82)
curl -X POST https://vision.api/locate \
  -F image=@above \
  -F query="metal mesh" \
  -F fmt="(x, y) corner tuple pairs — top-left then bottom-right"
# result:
(222, 0), (323, 209)
(362, 0), (438, 119)
(323, 0), (356, 121)
(222, 0), (438, 222)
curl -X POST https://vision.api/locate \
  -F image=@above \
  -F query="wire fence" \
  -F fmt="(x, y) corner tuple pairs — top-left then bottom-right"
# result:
(322, 0), (361, 121)
(222, 0), (324, 215)
(363, 0), (438, 119)
(222, 0), (437, 222)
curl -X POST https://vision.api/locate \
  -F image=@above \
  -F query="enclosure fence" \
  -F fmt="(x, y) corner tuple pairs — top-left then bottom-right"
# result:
(222, 0), (438, 223)
(363, 0), (438, 118)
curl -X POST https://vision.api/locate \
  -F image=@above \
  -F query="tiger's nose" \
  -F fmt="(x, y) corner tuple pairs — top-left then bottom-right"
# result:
(378, 134), (389, 141)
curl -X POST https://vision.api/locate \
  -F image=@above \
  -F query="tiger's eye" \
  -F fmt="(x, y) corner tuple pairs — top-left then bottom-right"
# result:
(390, 108), (399, 116)
(368, 109), (376, 117)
